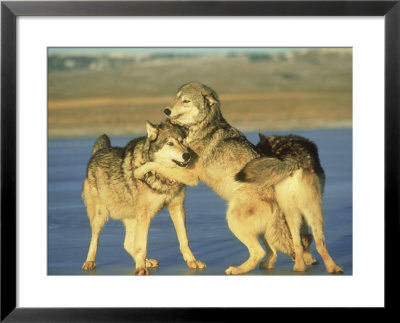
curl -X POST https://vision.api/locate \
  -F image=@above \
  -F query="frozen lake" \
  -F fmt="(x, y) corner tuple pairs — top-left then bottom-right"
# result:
(48, 128), (352, 276)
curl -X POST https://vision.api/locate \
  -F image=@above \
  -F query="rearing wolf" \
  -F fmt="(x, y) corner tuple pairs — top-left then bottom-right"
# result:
(135, 82), (343, 274)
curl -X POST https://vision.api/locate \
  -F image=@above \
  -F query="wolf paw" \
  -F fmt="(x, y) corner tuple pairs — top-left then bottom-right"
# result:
(225, 266), (245, 275)
(134, 163), (155, 179)
(146, 258), (159, 268)
(259, 261), (275, 270)
(82, 261), (96, 271)
(134, 267), (150, 275)
(328, 264), (344, 274)
(304, 257), (318, 266)
(293, 262), (306, 272)
(186, 259), (206, 269)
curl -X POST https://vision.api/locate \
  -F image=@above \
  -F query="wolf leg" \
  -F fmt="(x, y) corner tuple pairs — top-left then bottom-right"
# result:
(259, 235), (277, 269)
(275, 184), (306, 272)
(167, 191), (206, 269)
(134, 162), (199, 186)
(285, 213), (306, 272)
(82, 203), (108, 271)
(123, 218), (159, 269)
(274, 203), (306, 272)
(225, 199), (266, 275)
(297, 176), (342, 273)
(133, 211), (153, 275)
(123, 218), (137, 261)
(302, 208), (343, 274)
(300, 222), (317, 266)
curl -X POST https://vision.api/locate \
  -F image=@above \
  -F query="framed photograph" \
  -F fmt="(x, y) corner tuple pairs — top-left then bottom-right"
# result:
(2, 0), (398, 320)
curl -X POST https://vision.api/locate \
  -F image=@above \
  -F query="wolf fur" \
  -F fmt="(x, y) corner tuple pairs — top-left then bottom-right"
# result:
(137, 82), (342, 274)
(81, 121), (205, 275)
(236, 134), (325, 189)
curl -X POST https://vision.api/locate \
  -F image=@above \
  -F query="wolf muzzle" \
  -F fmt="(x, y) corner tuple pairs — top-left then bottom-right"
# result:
(173, 152), (191, 167)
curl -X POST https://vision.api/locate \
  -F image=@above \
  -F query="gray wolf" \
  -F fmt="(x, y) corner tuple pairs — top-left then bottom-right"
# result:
(137, 82), (342, 274)
(81, 121), (205, 275)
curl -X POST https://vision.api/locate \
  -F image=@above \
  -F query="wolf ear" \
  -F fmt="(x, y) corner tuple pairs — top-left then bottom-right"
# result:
(257, 133), (273, 155)
(146, 121), (158, 141)
(204, 95), (218, 106)
(202, 89), (219, 107)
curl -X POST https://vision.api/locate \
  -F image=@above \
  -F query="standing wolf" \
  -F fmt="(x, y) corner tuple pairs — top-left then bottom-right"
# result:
(136, 82), (342, 274)
(81, 121), (205, 275)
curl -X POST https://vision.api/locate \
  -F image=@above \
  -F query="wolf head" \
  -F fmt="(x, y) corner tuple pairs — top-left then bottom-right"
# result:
(163, 82), (221, 126)
(145, 121), (191, 168)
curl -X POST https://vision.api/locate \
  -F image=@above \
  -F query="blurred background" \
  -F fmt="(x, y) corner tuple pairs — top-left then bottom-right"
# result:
(48, 47), (352, 137)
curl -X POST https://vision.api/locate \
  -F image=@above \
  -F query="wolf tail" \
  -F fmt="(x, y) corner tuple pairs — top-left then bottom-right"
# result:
(92, 134), (111, 155)
(235, 156), (298, 187)
(268, 212), (313, 260)
(269, 212), (295, 259)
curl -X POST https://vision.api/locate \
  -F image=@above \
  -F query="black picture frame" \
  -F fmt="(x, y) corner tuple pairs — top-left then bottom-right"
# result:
(1, 0), (399, 321)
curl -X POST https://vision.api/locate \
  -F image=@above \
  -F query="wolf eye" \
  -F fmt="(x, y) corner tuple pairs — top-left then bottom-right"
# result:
(183, 100), (191, 103)
(167, 142), (174, 146)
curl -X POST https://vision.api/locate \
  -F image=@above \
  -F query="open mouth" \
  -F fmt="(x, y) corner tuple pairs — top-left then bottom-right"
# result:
(169, 113), (182, 120)
(173, 160), (189, 168)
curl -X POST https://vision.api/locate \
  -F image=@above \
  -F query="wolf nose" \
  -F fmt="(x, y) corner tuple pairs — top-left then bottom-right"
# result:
(182, 153), (190, 161)
(164, 108), (171, 116)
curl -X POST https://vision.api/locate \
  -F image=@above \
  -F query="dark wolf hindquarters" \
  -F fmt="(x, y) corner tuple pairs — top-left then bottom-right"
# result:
(262, 134), (325, 177)
(92, 134), (111, 155)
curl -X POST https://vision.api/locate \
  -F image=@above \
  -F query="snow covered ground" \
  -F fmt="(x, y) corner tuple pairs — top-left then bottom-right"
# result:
(48, 129), (352, 275)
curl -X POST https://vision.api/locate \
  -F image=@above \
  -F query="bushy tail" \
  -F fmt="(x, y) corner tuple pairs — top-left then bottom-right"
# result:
(270, 212), (295, 259)
(92, 134), (111, 155)
(235, 156), (298, 187)
(269, 212), (314, 259)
